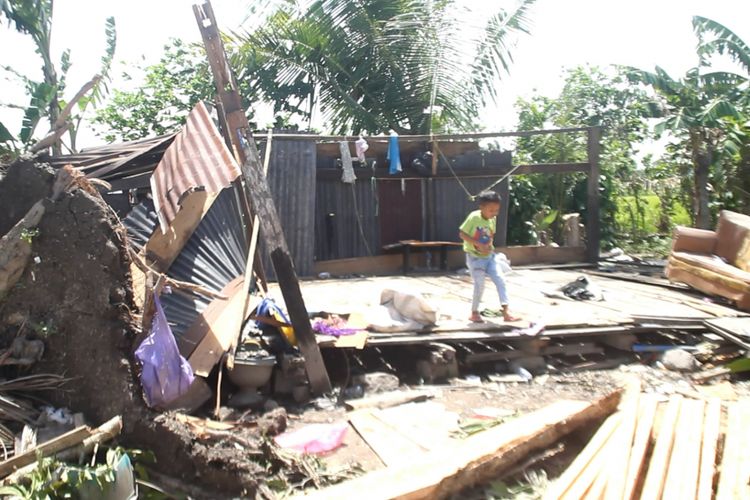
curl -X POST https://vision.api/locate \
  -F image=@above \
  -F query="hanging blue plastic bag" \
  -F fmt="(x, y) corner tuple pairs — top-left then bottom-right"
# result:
(135, 292), (194, 408)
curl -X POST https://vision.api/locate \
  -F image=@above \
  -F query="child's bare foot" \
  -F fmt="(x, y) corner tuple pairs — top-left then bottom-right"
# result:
(469, 312), (485, 323)
(501, 306), (521, 322)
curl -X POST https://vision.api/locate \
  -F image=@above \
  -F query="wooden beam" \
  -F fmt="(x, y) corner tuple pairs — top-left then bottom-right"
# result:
(586, 126), (602, 263)
(313, 245), (588, 276)
(363, 325), (664, 347)
(640, 397), (682, 500)
(179, 277), (242, 362)
(314, 163), (590, 181)
(145, 190), (218, 272)
(662, 398), (704, 500)
(269, 249), (332, 394)
(623, 395), (659, 500)
(194, 1), (330, 394)
(297, 390), (621, 500)
(697, 398), (721, 500)
(227, 129), (273, 370)
(497, 177), (509, 247)
(0, 426), (92, 477)
(716, 400), (750, 500)
(344, 390), (434, 412)
(264, 126), (591, 143)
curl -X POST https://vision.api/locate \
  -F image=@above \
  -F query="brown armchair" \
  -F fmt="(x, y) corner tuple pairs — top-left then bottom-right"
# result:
(665, 210), (750, 311)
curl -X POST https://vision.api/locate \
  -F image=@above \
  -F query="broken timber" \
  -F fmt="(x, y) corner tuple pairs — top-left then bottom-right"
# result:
(194, 0), (331, 394)
(297, 390), (621, 500)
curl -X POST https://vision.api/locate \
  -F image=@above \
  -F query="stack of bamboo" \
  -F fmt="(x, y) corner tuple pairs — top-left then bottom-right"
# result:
(545, 392), (750, 500)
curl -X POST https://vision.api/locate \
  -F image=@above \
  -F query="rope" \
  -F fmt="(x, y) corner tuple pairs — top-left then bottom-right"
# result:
(434, 142), (524, 201)
(351, 182), (374, 256)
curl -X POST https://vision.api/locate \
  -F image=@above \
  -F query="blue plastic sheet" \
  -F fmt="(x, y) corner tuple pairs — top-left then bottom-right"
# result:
(135, 293), (194, 408)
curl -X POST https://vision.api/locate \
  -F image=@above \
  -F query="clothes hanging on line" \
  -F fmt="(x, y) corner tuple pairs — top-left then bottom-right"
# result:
(339, 141), (356, 184)
(387, 131), (402, 175)
(355, 136), (369, 162)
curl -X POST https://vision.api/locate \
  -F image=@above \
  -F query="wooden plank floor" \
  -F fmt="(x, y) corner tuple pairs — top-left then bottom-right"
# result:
(276, 269), (746, 345)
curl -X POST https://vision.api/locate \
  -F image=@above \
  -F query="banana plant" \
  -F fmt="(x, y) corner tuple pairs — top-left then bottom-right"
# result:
(0, 0), (116, 157)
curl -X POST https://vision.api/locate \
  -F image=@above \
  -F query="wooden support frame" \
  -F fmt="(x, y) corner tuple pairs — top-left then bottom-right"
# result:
(586, 126), (602, 263)
(194, 0), (331, 394)
(497, 176), (509, 247)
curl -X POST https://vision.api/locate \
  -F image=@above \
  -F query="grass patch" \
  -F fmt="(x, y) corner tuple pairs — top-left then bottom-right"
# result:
(615, 194), (690, 234)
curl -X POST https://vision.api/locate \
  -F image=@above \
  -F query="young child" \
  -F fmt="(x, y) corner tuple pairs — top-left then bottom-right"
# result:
(459, 191), (520, 323)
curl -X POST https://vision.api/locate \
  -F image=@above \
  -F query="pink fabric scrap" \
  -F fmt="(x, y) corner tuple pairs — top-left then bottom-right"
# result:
(274, 422), (348, 454)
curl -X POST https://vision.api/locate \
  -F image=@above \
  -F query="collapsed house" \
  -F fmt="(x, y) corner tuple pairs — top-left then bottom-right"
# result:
(2, 2), (749, 497)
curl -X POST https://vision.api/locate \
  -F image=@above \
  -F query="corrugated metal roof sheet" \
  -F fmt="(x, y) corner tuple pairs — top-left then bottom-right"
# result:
(151, 101), (241, 232)
(122, 186), (248, 339)
(46, 134), (176, 182)
(261, 137), (317, 276)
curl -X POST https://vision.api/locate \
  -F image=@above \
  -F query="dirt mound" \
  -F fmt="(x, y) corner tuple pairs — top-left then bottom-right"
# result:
(0, 159), (260, 497)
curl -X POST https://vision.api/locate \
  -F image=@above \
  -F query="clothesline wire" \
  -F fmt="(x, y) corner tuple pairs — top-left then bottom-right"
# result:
(433, 141), (524, 201)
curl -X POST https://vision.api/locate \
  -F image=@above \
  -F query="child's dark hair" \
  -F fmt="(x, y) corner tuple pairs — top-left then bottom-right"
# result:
(476, 190), (501, 205)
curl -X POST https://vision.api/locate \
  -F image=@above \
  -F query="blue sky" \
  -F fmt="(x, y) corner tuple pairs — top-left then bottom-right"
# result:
(1, 0), (748, 148)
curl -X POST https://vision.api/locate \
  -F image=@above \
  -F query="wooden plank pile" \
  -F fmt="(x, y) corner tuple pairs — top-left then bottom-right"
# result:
(296, 390), (622, 499)
(0, 416), (123, 484)
(545, 393), (750, 500)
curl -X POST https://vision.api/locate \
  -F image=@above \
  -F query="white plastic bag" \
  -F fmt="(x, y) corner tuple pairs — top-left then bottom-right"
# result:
(495, 252), (514, 275)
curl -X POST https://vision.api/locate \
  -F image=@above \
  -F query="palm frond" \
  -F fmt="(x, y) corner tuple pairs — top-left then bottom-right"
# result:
(693, 16), (750, 75)
(230, 0), (535, 134)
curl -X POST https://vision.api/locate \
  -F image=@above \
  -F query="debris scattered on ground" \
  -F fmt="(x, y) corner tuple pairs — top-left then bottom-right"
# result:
(274, 422), (349, 454)
(660, 348), (700, 372)
(546, 388), (747, 499)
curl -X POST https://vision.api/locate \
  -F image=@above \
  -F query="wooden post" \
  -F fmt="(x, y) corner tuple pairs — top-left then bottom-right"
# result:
(194, 0), (331, 394)
(241, 162), (332, 394)
(586, 126), (602, 263)
(431, 140), (438, 176)
(497, 176), (510, 247)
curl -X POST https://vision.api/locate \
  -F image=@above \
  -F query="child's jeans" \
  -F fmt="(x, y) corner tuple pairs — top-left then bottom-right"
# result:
(466, 253), (509, 312)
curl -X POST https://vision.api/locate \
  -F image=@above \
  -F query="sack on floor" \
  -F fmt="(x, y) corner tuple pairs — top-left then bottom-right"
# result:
(367, 288), (439, 332)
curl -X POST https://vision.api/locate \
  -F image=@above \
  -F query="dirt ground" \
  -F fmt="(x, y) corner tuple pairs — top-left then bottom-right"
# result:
(292, 370), (619, 471)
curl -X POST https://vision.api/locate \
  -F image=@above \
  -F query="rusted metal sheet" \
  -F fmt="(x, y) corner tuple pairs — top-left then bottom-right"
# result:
(259, 137), (317, 277)
(47, 134), (175, 182)
(150, 101), (241, 232)
(315, 177), (379, 261)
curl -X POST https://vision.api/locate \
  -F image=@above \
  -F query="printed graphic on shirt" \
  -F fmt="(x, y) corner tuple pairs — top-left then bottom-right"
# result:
(473, 226), (492, 245)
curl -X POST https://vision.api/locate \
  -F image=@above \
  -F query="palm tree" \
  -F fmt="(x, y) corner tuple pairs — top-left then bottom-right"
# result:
(230, 0), (536, 135)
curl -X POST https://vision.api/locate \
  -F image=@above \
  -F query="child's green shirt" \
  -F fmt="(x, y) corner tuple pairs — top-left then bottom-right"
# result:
(459, 210), (495, 257)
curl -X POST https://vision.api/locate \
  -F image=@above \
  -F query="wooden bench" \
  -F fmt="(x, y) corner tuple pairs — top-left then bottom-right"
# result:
(382, 240), (463, 275)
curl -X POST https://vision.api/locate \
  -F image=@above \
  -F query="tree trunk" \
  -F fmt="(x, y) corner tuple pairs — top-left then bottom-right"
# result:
(739, 141), (750, 214)
(690, 131), (712, 229)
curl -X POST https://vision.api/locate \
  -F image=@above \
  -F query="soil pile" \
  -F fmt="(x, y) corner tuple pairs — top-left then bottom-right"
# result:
(0, 159), (264, 497)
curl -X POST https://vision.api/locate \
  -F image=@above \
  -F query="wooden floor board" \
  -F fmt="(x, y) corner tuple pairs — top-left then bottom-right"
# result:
(282, 270), (745, 345)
